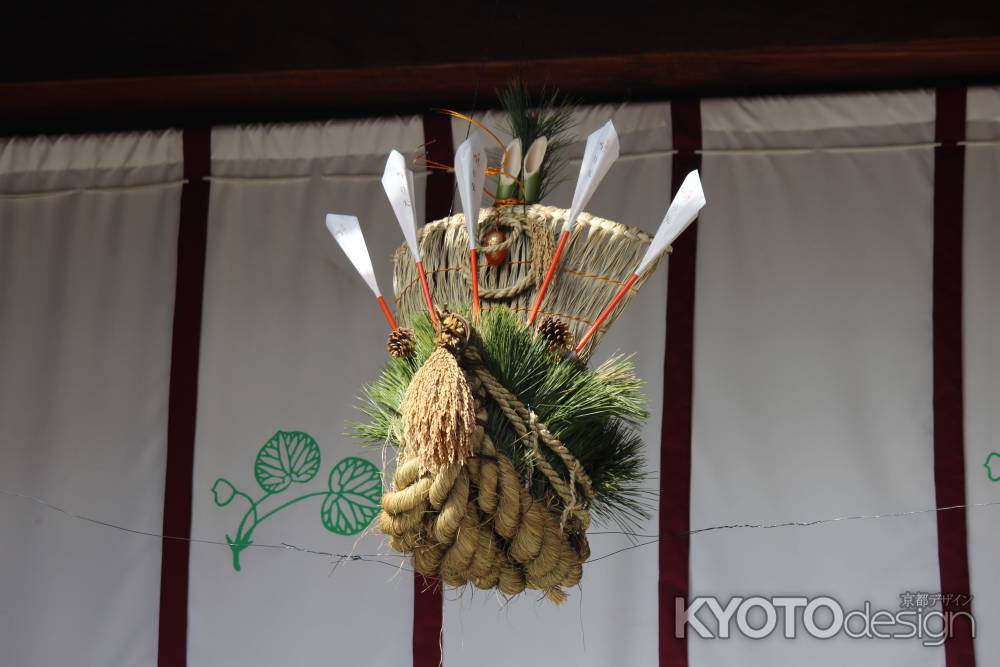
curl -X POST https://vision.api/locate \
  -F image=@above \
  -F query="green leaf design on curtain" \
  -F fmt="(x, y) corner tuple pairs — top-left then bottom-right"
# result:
(213, 431), (382, 570)
(985, 452), (1000, 482)
(254, 430), (322, 493)
(321, 456), (382, 535)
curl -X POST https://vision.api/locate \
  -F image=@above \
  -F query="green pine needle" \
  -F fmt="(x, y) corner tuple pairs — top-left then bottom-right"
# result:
(496, 79), (576, 202)
(351, 307), (652, 531)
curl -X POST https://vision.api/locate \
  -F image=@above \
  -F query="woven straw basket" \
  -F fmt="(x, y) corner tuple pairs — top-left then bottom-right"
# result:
(392, 205), (660, 358)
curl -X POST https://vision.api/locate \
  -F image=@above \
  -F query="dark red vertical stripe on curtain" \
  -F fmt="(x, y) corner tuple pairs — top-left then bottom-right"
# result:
(659, 99), (701, 667)
(933, 86), (976, 667)
(413, 112), (453, 667)
(158, 127), (211, 667)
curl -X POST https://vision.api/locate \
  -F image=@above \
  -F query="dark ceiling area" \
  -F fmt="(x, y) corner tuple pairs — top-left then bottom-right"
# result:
(3, 1), (999, 82)
(2, 1), (999, 133)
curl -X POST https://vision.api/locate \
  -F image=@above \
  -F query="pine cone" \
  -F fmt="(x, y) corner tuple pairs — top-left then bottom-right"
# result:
(387, 328), (416, 358)
(539, 316), (572, 352)
(435, 310), (469, 353)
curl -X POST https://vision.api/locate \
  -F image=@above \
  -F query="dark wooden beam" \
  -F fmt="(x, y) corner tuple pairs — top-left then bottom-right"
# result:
(3, 37), (999, 135)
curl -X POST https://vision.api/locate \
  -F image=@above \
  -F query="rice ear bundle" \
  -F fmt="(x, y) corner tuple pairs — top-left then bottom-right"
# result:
(401, 345), (476, 474)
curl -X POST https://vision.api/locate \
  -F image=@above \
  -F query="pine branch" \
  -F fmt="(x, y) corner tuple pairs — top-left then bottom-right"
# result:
(496, 79), (577, 202)
(352, 307), (653, 529)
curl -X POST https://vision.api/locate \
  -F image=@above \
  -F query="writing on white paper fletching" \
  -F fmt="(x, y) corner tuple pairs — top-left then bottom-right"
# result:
(635, 170), (707, 275)
(454, 131), (488, 250)
(381, 150), (421, 259)
(566, 119), (620, 230)
(325, 214), (382, 297)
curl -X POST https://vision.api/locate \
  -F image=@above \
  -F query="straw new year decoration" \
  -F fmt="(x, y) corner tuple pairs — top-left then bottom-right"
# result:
(333, 85), (705, 603)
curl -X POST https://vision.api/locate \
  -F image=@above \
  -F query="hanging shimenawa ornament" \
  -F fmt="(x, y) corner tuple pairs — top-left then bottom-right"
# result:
(327, 78), (708, 604)
(483, 229), (509, 266)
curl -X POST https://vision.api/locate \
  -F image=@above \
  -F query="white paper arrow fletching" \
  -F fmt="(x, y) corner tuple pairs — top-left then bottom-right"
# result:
(381, 149), (421, 259)
(325, 214), (381, 297)
(454, 132), (488, 250)
(566, 119), (620, 230)
(636, 170), (707, 275)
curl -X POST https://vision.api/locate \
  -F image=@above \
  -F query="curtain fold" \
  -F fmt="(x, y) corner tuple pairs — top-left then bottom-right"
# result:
(701, 91), (935, 150)
(691, 90), (941, 667)
(0, 131), (183, 193)
(963, 85), (1000, 666)
(187, 118), (425, 667)
(0, 130), (183, 667)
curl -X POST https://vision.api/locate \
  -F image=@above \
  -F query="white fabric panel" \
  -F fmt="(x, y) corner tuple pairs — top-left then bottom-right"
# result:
(442, 103), (671, 666)
(212, 117), (426, 177)
(702, 90), (935, 150)
(963, 87), (1000, 664)
(966, 87), (1000, 142)
(0, 132), (182, 666)
(691, 92), (941, 666)
(0, 131), (183, 193)
(189, 119), (426, 667)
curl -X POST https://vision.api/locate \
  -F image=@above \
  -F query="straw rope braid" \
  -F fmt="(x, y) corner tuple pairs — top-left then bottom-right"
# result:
(392, 205), (660, 359)
(378, 314), (589, 603)
(462, 344), (593, 529)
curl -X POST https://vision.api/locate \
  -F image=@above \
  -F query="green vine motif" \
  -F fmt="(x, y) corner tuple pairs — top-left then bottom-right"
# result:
(211, 430), (381, 571)
(985, 452), (1000, 483)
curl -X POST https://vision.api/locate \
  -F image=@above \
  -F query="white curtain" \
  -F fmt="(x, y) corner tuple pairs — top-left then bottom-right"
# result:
(692, 91), (941, 666)
(0, 131), (183, 666)
(187, 117), (426, 666)
(2, 88), (998, 667)
(964, 85), (1000, 665)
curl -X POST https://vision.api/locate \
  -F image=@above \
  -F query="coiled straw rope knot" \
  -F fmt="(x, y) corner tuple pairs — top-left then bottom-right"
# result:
(460, 208), (556, 300)
(382, 311), (590, 603)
